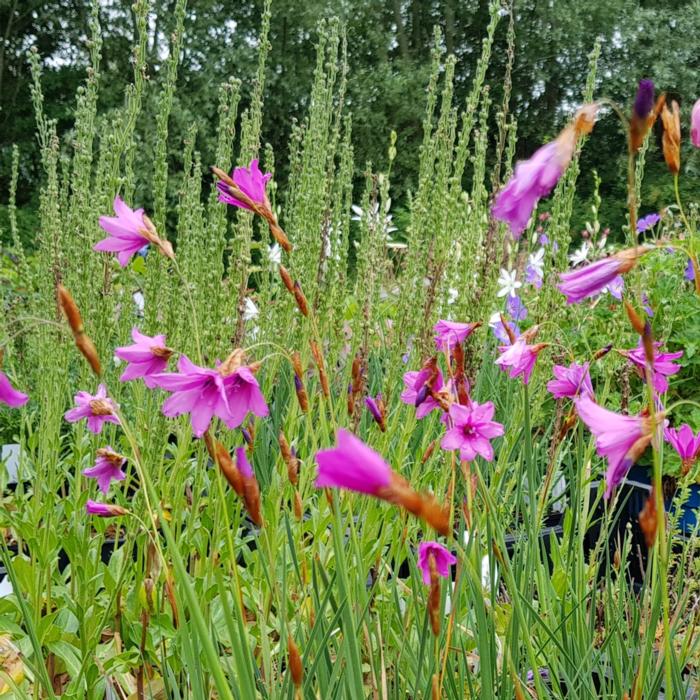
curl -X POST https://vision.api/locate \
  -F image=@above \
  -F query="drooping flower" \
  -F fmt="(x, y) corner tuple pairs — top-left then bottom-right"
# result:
(492, 105), (597, 237)
(495, 337), (547, 385)
(150, 353), (268, 437)
(441, 401), (504, 462)
(547, 361), (594, 400)
(557, 247), (648, 304)
(621, 339), (683, 394)
(637, 213), (661, 233)
(64, 384), (120, 434)
(315, 429), (451, 535)
(94, 196), (173, 266)
(434, 320), (480, 351)
(691, 98), (700, 148)
(400, 364), (444, 419)
(417, 541), (456, 585)
(496, 268), (522, 298)
(575, 395), (657, 499)
(315, 428), (392, 495)
(85, 500), (127, 517)
(83, 447), (126, 494)
(664, 424), (700, 475)
(114, 328), (173, 387)
(505, 295), (528, 322)
(0, 371), (28, 408)
(216, 159), (271, 211)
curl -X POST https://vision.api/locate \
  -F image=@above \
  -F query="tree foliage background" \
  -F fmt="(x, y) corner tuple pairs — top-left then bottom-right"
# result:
(2, 0), (700, 248)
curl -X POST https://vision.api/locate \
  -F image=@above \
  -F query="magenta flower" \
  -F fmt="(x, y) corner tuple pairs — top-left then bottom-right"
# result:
(83, 447), (126, 494)
(441, 401), (504, 462)
(495, 339), (546, 385)
(489, 107), (596, 240)
(217, 159), (272, 211)
(558, 248), (646, 304)
(115, 328), (173, 387)
(94, 196), (151, 268)
(400, 366), (444, 419)
(547, 361), (594, 400)
(417, 541), (456, 585)
(64, 384), (120, 434)
(575, 396), (654, 499)
(664, 424), (700, 472)
(0, 371), (28, 408)
(691, 98), (700, 148)
(434, 320), (480, 351)
(315, 428), (392, 495)
(86, 500), (127, 517)
(621, 340), (683, 394)
(150, 355), (268, 437)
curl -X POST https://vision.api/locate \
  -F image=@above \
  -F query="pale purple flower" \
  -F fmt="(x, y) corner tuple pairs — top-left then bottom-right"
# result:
(547, 361), (594, 400)
(641, 293), (654, 317)
(691, 98), (700, 148)
(94, 196), (151, 267)
(417, 541), (456, 585)
(0, 371), (28, 408)
(86, 500), (127, 517)
(64, 384), (120, 434)
(150, 356), (268, 437)
(506, 295), (527, 322)
(441, 401), (504, 462)
(686, 257), (696, 281)
(83, 447), (126, 494)
(115, 328), (173, 387)
(622, 340), (683, 394)
(525, 248), (545, 288)
(315, 428), (392, 495)
(217, 159), (272, 210)
(495, 339), (546, 385)
(492, 137), (574, 238)
(664, 424), (700, 470)
(434, 320), (480, 351)
(604, 275), (624, 300)
(489, 313), (519, 344)
(637, 213), (660, 233)
(400, 367), (444, 419)
(538, 233), (550, 246)
(365, 395), (383, 425)
(575, 396), (652, 499)
(558, 248), (644, 304)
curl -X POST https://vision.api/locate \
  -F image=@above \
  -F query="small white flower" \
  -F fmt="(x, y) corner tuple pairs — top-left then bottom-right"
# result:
(447, 287), (458, 305)
(267, 243), (282, 266)
(113, 355), (122, 367)
(243, 298), (259, 321)
(496, 269), (522, 298)
(488, 311), (502, 328)
(133, 291), (145, 317)
(527, 247), (545, 274)
(568, 241), (590, 266)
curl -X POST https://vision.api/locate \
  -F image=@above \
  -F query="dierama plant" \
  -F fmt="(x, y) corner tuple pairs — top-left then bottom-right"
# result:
(1, 6), (700, 700)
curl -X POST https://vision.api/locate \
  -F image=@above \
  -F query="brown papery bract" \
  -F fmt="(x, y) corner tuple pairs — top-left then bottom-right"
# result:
(638, 488), (658, 548)
(661, 100), (681, 174)
(624, 300), (646, 336)
(287, 637), (303, 688)
(279, 264), (295, 293)
(58, 284), (102, 376)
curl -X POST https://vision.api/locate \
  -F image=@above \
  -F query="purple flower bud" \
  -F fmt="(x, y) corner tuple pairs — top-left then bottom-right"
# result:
(633, 79), (654, 120)
(364, 396), (383, 423)
(294, 374), (303, 391)
(241, 427), (252, 445)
